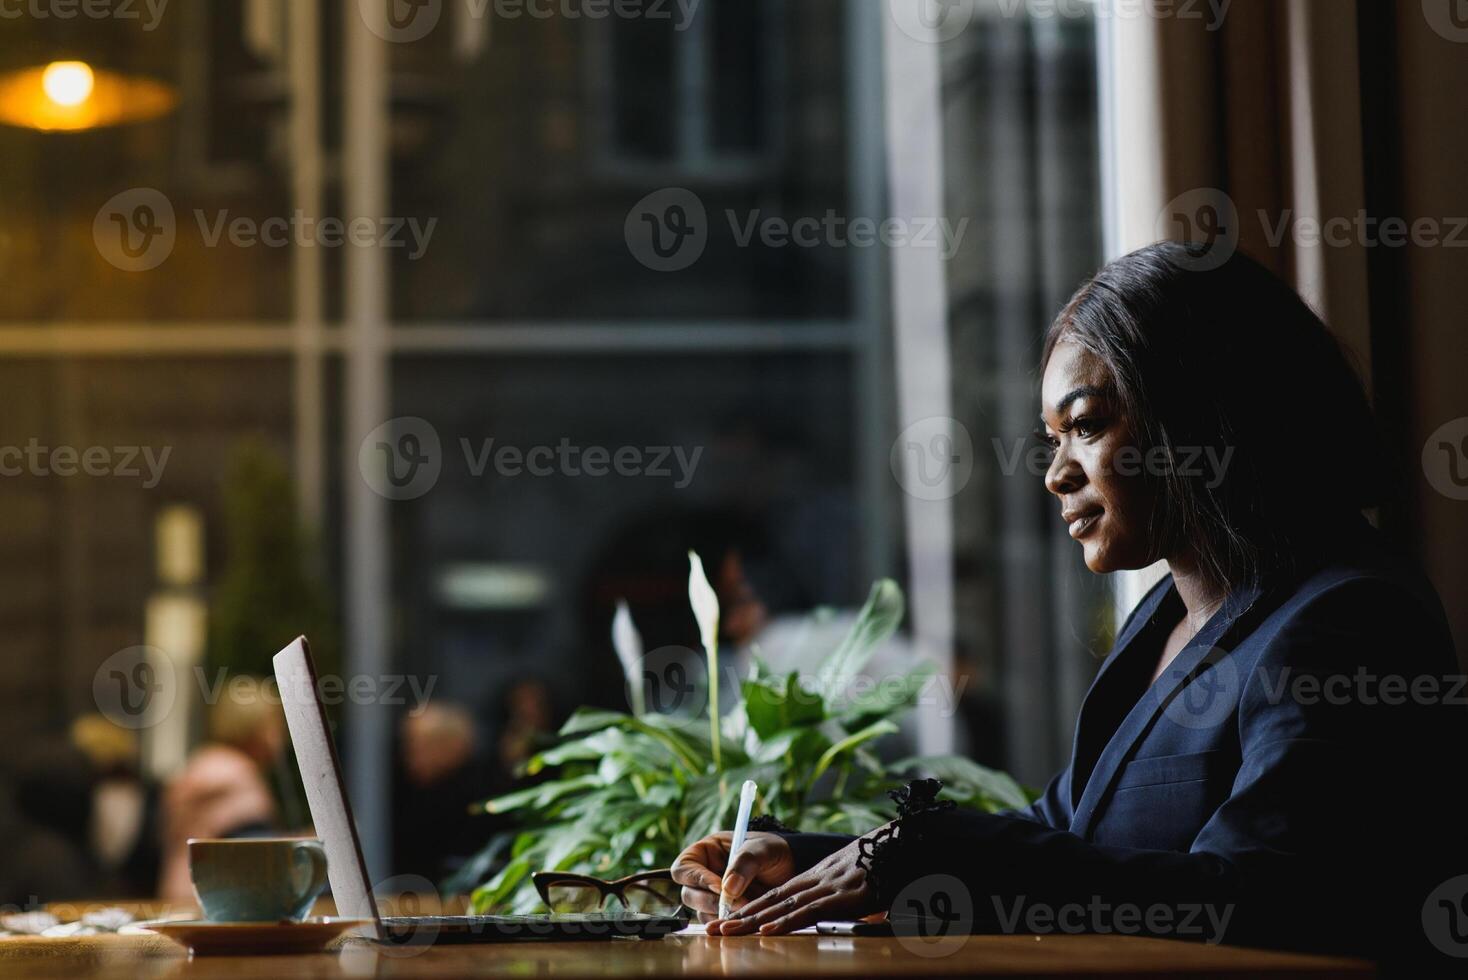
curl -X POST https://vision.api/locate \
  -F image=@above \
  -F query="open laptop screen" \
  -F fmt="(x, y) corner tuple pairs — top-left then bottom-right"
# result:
(273, 636), (383, 937)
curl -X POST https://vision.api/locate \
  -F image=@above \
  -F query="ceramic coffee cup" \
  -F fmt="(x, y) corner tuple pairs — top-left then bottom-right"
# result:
(188, 838), (330, 923)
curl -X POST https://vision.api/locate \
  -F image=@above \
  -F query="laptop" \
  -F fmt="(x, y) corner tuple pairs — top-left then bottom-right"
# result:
(272, 636), (689, 944)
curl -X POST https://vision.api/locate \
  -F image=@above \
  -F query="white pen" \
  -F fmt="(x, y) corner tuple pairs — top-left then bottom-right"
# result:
(719, 780), (759, 920)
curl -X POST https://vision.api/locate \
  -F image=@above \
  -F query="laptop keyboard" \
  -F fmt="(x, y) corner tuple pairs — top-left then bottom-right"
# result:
(380, 913), (656, 925)
(376, 911), (689, 944)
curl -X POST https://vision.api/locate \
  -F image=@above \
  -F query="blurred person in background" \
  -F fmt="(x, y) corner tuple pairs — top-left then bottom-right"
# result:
(158, 676), (287, 902)
(393, 701), (493, 883)
(496, 679), (554, 776)
(70, 714), (160, 898)
(0, 738), (97, 904)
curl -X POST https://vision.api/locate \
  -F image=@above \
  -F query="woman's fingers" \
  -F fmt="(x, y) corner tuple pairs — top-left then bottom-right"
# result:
(672, 831), (798, 928)
(713, 885), (821, 935)
(671, 832), (732, 894)
(681, 885), (720, 916)
(682, 882), (767, 918)
(705, 838), (876, 936)
(755, 892), (845, 935)
(728, 866), (816, 921)
(720, 835), (784, 901)
(672, 832), (794, 906)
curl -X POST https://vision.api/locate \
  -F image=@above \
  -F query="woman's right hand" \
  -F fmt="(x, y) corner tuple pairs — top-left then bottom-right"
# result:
(671, 831), (795, 922)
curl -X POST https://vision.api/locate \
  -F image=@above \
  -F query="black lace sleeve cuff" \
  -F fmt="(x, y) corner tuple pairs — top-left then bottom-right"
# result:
(855, 778), (956, 907)
(748, 815), (794, 834)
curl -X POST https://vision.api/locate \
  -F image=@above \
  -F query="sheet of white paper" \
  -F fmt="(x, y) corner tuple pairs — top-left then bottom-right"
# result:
(676, 922), (819, 936)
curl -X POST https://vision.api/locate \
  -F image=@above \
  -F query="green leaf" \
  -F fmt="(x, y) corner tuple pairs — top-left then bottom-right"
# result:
(636, 711), (735, 771)
(808, 801), (890, 836)
(642, 782), (681, 808)
(743, 672), (825, 740)
(481, 773), (602, 814)
(559, 708), (632, 736)
(815, 580), (906, 696)
(470, 851), (535, 913)
(542, 817), (606, 872)
(442, 831), (512, 897)
(838, 662), (936, 728)
(527, 728), (637, 774)
(751, 726), (831, 766)
(810, 720), (899, 784)
(606, 814), (659, 865)
(550, 708), (709, 773)
(892, 755), (1034, 811)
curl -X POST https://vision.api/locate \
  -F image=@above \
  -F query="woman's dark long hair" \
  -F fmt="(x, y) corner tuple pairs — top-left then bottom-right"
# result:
(1042, 242), (1385, 592)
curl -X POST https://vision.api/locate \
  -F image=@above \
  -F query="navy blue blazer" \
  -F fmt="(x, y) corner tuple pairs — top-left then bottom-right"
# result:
(785, 519), (1465, 966)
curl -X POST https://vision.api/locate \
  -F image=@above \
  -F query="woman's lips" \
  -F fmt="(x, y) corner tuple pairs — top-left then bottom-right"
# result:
(1067, 511), (1102, 539)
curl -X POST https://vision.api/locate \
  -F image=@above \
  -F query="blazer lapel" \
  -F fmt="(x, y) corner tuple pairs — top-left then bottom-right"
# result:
(1066, 577), (1177, 811)
(1069, 577), (1266, 839)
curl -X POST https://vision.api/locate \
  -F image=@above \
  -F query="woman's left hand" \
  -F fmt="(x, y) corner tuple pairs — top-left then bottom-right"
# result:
(706, 835), (880, 935)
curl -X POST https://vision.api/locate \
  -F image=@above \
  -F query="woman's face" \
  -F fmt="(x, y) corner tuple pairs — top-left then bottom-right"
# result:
(1039, 339), (1157, 574)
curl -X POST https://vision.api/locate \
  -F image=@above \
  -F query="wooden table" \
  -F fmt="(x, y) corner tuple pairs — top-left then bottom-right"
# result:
(0, 929), (1374, 978)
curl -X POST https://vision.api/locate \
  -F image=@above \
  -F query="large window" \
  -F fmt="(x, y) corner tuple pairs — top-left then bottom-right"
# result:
(1, 0), (1105, 891)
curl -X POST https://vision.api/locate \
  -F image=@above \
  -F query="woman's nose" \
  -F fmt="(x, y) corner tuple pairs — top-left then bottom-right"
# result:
(1045, 444), (1085, 496)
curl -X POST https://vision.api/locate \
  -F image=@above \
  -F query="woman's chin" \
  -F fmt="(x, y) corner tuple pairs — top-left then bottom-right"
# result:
(1079, 539), (1122, 574)
(1080, 537), (1154, 575)
(1081, 546), (1113, 574)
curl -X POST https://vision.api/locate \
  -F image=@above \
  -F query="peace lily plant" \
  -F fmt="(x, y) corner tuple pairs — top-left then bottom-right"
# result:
(464, 555), (1033, 913)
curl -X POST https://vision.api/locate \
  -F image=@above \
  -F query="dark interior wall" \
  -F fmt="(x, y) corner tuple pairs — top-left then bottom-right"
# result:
(1391, 5), (1468, 665)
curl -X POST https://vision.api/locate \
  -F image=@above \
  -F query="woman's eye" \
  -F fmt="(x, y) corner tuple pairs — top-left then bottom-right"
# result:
(1073, 417), (1106, 439)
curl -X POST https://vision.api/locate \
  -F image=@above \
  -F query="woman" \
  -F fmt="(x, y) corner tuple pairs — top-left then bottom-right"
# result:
(672, 243), (1465, 966)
